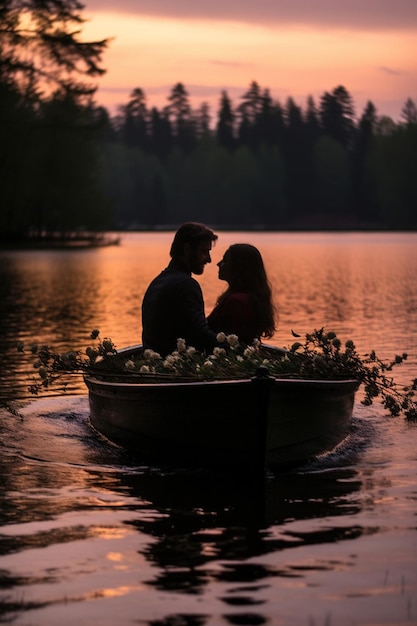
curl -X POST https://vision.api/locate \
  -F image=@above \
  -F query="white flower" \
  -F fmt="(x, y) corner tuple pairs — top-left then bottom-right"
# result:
(244, 346), (255, 357)
(125, 359), (136, 370)
(213, 347), (226, 357)
(140, 365), (150, 373)
(252, 338), (261, 349)
(177, 338), (186, 352)
(144, 349), (161, 360)
(216, 332), (226, 343)
(163, 354), (180, 368)
(203, 360), (213, 367)
(186, 346), (196, 355)
(227, 334), (239, 347)
(237, 356), (244, 362)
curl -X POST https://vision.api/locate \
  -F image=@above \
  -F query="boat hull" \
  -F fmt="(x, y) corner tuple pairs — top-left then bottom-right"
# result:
(85, 373), (358, 471)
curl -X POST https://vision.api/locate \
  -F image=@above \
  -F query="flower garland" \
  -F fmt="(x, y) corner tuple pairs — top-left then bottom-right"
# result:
(17, 328), (417, 419)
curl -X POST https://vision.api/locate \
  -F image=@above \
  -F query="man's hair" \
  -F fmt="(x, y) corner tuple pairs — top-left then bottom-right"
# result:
(170, 222), (218, 258)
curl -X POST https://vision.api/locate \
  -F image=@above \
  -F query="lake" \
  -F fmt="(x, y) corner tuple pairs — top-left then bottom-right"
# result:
(0, 231), (416, 625)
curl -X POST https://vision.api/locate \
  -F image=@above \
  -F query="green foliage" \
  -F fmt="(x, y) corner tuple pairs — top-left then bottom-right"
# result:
(99, 84), (416, 230)
(313, 136), (350, 214)
(319, 86), (355, 148)
(0, 90), (110, 236)
(0, 0), (111, 238)
(2, 67), (417, 234)
(367, 124), (417, 228)
(18, 329), (417, 420)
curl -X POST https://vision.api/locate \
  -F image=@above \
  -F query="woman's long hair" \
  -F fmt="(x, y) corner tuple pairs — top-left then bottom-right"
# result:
(217, 243), (276, 338)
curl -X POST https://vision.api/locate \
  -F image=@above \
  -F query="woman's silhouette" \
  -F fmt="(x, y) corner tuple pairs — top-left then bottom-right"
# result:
(208, 243), (276, 344)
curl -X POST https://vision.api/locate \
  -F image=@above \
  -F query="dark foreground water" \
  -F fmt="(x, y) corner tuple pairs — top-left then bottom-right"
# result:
(0, 232), (416, 625)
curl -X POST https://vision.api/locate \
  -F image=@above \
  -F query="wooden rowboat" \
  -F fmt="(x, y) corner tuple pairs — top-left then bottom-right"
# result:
(85, 346), (359, 472)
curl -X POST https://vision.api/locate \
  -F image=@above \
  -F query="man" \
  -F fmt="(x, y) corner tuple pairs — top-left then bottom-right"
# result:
(142, 222), (218, 356)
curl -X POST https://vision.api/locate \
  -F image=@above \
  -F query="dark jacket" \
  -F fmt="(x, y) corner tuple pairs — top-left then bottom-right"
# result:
(142, 260), (217, 356)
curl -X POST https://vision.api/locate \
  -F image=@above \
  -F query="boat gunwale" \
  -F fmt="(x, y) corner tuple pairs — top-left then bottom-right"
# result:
(85, 343), (360, 392)
(84, 374), (360, 391)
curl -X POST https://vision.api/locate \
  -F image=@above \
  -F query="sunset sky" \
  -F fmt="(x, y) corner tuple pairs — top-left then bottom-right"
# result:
(82, 0), (417, 123)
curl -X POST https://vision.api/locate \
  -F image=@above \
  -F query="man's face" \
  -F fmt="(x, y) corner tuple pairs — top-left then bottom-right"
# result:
(186, 240), (212, 275)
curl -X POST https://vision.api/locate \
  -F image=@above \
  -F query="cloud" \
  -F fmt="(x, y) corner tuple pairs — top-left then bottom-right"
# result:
(84, 0), (417, 31)
(379, 66), (405, 76)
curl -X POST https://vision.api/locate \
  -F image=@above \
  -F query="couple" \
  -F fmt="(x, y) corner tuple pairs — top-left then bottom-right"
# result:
(142, 222), (276, 356)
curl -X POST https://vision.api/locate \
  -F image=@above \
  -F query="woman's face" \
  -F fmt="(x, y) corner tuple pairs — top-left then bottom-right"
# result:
(217, 250), (231, 283)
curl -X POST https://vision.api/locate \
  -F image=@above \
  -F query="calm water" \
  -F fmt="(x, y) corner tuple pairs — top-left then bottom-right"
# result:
(0, 232), (416, 625)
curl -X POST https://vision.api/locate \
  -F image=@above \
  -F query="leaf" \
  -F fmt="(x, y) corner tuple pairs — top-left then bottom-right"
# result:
(291, 329), (301, 337)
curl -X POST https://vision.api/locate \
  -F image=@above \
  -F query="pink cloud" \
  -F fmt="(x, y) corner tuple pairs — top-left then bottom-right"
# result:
(84, 0), (417, 31)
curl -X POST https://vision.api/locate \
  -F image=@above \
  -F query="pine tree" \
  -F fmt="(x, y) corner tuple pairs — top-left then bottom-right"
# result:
(0, 0), (108, 101)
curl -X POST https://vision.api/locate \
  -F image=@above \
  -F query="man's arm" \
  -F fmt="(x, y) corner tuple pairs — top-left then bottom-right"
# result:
(180, 278), (217, 352)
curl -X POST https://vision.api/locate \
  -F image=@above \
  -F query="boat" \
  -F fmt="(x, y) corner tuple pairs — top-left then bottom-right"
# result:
(84, 345), (359, 473)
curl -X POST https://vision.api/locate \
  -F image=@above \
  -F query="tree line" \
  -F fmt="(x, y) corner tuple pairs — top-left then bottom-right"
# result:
(1, 1), (416, 238)
(102, 82), (417, 229)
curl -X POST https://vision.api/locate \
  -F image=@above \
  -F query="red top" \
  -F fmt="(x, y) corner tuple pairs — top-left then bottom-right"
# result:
(207, 292), (259, 345)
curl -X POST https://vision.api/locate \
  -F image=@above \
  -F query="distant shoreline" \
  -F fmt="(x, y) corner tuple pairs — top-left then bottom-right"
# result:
(1, 224), (416, 250)
(0, 232), (121, 250)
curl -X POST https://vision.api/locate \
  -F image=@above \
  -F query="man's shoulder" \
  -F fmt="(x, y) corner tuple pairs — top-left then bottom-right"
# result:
(160, 267), (197, 284)
(147, 267), (200, 292)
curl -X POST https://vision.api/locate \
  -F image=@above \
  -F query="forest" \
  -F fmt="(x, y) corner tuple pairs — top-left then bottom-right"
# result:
(1, 0), (417, 239)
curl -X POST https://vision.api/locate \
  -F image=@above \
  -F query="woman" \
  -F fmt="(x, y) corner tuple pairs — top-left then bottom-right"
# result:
(207, 243), (276, 344)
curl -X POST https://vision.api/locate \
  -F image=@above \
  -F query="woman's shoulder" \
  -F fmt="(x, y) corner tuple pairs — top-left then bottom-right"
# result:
(222, 292), (256, 315)
(225, 292), (254, 305)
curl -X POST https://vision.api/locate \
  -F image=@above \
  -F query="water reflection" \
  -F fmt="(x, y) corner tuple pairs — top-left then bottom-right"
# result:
(0, 461), (366, 624)
(1, 233), (417, 625)
(0, 394), (369, 625)
(122, 466), (363, 597)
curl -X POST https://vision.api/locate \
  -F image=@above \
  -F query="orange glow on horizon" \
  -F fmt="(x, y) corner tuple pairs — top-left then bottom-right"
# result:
(83, 11), (417, 120)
